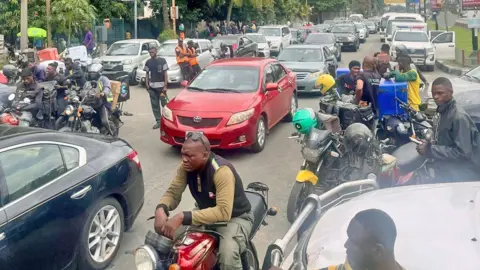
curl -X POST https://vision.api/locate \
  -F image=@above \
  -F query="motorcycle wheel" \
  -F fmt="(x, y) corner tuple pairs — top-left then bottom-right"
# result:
(287, 181), (314, 224)
(55, 117), (68, 130)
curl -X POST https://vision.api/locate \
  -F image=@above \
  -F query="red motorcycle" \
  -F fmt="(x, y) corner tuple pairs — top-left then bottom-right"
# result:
(134, 182), (277, 270)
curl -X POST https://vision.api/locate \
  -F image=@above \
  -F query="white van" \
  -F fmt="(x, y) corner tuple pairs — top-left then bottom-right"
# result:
(349, 14), (364, 21)
(385, 18), (423, 43)
(381, 13), (424, 42)
(387, 21), (427, 45)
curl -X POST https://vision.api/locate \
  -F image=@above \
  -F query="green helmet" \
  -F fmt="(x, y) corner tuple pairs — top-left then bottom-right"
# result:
(293, 108), (318, 134)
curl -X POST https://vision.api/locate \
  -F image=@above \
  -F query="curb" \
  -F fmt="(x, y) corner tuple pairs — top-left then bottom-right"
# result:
(435, 60), (468, 76)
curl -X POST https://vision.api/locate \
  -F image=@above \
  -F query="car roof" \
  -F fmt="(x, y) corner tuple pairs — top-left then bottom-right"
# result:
(113, 39), (158, 44)
(288, 182), (480, 270)
(207, 57), (275, 67)
(284, 44), (325, 49)
(259, 25), (287, 28)
(0, 125), (51, 139)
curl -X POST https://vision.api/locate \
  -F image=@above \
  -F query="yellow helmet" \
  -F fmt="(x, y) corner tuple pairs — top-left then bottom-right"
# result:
(315, 74), (336, 95)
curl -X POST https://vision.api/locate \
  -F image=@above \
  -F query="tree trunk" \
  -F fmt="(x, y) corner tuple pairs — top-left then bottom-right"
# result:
(67, 22), (71, 46)
(46, 0), (52, 47)
(162, 0), (171, 31)
(226, 0), (234, 25)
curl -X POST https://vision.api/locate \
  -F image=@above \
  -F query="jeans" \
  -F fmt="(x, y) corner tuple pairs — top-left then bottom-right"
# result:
(147, 87), (169, 123)
(179, 62), (191, 81)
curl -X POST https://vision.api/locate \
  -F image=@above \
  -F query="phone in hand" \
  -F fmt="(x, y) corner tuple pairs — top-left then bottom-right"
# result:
(410, 137), (423, 145)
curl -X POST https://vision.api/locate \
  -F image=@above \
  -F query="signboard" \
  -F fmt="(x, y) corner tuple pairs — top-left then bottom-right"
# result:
(467, 10), (480, 27)
(463, 0), (480, 10)
(384, 0), (405, 4)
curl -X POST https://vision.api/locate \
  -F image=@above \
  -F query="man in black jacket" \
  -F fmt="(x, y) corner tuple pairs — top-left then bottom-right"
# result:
(15, 69), (43, 113)
(417, 77), (479, 182)
(64, 57), (86, 87)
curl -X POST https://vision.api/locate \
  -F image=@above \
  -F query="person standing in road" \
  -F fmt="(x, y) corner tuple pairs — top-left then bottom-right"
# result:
(144, 46), (169, 130)
(187, 40), (201, 80)
(175, 39), (190, 81)
(388, 57), (421, 111)
(416, 77), (479, 183)
(83, 25), (95, 55)
(375, 44), (391, 75)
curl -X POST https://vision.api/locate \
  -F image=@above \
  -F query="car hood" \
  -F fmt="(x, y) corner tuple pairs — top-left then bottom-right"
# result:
(451, 76), (480, 94)
(279, 61), (324, 73)
(332, 33), (356, 38)
(392, 42), (432, 49)
(283, 183), (480, 269)
(168, 90), (257, 113)
(257, 42), (269, 50)
(265, 36), (282, 43)
(101, 55), (138, 62)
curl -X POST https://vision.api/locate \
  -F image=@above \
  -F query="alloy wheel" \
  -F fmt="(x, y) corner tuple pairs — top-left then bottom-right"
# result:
(88, 205), (122, 263)
(290, 95), (297, 116)
(257, 119), (266, 147)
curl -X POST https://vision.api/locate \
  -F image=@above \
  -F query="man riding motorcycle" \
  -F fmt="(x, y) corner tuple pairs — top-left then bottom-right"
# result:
(154, 132), (253, 270)
(87, 64), (114, 135)
(14, 69), (43, 114)
(45, 62), (68, 116)
(64, 57), (86, 87)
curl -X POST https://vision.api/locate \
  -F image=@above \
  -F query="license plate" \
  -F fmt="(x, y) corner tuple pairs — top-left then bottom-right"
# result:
(68, 116), (74, 121)
(185, 131), (203, 139)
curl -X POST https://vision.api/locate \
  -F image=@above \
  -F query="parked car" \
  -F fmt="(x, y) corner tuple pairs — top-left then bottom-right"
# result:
(160, 58), (298, 152)
(331, 24), (360, 52)
(303, 33), (342, 61)
(365, 20), (377, 34)
(245, 33), (271, 58)
(96, 39), (160, 85)
(136, 39), (214, 85)
(257, 25), (292, 55)
(0, 125), (144, 270)
(264, 181), (480, 270)
(212, 35), (258, 58)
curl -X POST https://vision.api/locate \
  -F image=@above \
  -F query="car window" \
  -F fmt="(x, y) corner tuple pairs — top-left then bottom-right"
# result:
(148, 42), (158, 49)
(278, 48), (323, 62)
(60, 146), (79, 171)
(323, 47), (330, 58)
(189, 65), (260, 93)
(0, 144), (67, 204)
(433, 32), (453, 43)
(264, 65), (275, 84)
(282, 27), (290, 35)
(394, 32), (428, 42)
(141, 43), (149, 52)
(305, 34), (335, 44)
(271, 63), (287, 82)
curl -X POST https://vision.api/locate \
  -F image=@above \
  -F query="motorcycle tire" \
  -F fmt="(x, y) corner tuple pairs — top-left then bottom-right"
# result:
(55, 117), (68, 131)
(287, 181), (314, 224)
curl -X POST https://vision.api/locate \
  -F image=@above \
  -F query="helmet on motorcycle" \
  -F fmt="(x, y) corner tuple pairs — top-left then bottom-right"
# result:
(315, 74), (336, 95)
(394, 44), (408, 57)
(2, 65), (17, 79)
(292, 108), (318, 134)
(88, 63), (103, 81)
(343, 123), (373, 153)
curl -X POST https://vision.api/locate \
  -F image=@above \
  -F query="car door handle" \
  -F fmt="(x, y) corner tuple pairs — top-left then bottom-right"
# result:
(448, 45), (454, 47)
(0, 233), (5, 241)
(71, 185), (92, 199)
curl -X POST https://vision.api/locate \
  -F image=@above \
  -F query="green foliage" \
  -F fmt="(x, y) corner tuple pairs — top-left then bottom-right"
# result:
(90, 0), (128, 20)
(158, 29), (178, 43)
(0, 0), (47, 36)
(51, 0), (97, 44)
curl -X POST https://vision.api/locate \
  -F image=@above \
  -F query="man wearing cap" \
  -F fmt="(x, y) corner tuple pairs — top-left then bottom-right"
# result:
(336, 60), (363, 102)
(45, 62), (68, 115)
(15, 69), (43, 113)
(175, 39), (190, 81)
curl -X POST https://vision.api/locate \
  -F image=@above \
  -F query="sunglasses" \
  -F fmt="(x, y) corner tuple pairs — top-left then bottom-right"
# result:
(186, 132), (208, 150)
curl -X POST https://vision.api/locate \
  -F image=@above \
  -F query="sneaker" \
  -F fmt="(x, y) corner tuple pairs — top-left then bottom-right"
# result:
(152, 123), (160, 129)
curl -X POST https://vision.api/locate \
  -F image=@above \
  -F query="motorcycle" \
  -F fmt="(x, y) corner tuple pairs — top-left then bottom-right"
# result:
(134, 182), (278, 270)
(286, 112), (396, 223)
(1, 93), (35, 127)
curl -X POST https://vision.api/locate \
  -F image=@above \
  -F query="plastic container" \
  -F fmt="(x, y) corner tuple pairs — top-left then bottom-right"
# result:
(37, 48), (59, 62)
(335, 68), (363, 79)
(377, 80), (408, 119)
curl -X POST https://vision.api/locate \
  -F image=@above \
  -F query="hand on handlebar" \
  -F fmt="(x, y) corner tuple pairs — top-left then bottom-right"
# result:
(154, 208), (168, 235)
(162, 212), (184, 240)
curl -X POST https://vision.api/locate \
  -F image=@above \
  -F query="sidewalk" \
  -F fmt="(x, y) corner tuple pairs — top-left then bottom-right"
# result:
(435, 60), (471, 76)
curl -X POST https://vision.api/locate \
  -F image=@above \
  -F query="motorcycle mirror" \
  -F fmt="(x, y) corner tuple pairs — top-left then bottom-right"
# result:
(418, 103), (428, 112)
(8, 93), (15, 101)
(24, 98), (31, 103)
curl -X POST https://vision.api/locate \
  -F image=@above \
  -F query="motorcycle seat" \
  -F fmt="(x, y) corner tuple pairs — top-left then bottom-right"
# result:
(317, 112), (341, 133)
(245, 190), (267, 240)
(392, 142), (427, 174)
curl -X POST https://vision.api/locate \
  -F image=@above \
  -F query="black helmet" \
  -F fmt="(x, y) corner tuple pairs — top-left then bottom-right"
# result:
(2, 65), (17, 79)
(395, 44), (408, 56)
(343, 123), (373, 153)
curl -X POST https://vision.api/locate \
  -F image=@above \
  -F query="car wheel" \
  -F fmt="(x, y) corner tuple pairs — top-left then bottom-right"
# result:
(129, 68), (139, 86)
(250, 115), (267, 153)
(284, 93), (298, 121)
(353, 44), (358, 52)
(78, 197), (125, 270)
(287, 182), (314, 223)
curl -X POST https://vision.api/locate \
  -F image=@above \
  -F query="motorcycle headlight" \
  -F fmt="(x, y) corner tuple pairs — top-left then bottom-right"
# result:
(72, 96), (80, 103)
(134, 245), (158, 270)
(162, 106), (173, 122)
(65, 105), (74, 116)
(227, 108), (254, 126)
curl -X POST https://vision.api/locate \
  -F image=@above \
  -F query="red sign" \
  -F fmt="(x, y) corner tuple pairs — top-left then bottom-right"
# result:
(431, 0), (442, 10)
(463, 0), (480, 10)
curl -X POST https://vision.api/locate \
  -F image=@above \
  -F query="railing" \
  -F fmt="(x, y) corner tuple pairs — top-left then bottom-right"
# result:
(454, 47), (480, 67)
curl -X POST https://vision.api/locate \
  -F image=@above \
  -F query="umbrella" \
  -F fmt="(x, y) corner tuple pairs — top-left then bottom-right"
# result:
(17, 27), (47, 38)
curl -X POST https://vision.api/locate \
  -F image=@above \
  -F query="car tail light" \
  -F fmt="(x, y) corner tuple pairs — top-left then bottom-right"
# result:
(127, 150), (142, 170)
(232, 43), (238, 51)
(0, 113), (19, 125)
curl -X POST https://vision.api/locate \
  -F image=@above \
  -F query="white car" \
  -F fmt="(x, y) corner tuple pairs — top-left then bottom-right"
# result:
(265, 180), (480, 270)
(94, 39), (160, 85)
(245, 33), (271, 58)
(136, 39), (214, 85)
(257, 25), (291, 55)
(389, 30), (436, 71)
(354, 23), (367, 43)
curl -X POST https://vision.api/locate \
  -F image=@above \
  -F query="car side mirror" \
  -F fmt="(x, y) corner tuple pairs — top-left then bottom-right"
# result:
(418, 103), (428, 112)
(180, 80), (189, 87)
(266, 82), (279, 91)
(387, 37), (392, 41)
(141, 50), (149, 55)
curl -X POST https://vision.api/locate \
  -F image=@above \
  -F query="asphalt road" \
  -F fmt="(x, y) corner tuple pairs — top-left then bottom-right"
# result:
(109, 34), (453, 269)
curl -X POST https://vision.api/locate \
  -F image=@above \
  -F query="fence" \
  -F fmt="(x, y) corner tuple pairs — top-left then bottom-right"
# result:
(454, 47), (480, 67)
(0, 35), (4, 54)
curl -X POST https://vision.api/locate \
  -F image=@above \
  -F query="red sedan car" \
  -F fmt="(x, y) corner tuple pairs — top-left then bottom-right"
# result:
(160, 58), (298, 152)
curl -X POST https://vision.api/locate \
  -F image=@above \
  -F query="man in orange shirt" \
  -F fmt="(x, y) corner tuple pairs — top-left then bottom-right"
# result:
(187, 40), (201, 80)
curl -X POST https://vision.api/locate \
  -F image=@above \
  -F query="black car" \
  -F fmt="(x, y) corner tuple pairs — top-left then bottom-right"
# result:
(330, 23), (360, 52)
(0, 126), (144, 270)
(303, 33), (342, 62)
(212, 35), (258, 58)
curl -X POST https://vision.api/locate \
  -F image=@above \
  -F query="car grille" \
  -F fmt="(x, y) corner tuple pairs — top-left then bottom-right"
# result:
(408, 48), (425, 55)
(177, 116), (222, 128)
(174, 136), (221, 146)
(295, 72), (309, 80)
(103, 61), (123, 71)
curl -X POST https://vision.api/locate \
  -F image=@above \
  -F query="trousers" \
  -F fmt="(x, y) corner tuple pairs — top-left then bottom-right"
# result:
(179, 62), (191, 81)
(147, 87), (169, 123)
(191, 64), (201, 79)
(175, 212), (254, 270)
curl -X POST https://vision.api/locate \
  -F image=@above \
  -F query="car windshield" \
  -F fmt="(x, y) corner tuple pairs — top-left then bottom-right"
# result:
(212, 37), (237, 48)
(188, 66), (260, 92)
(394, 32), (428, 42)
(247, 34), (267, 43)
(305, 34), (335, 44)
(157, 43), (177, 57)
(331, 25), (354, 33)
(365, 22), (375, 26)
(258, 27), (281, 37)
(278, 48), (323, 62)
(324, 20), (334, 25)
(354, 23), (364, 28)
(463, 66), (480, 81)
(106, 43), (140, 56)
(455, 90), (480, 106)
(350, 15), (362, 21)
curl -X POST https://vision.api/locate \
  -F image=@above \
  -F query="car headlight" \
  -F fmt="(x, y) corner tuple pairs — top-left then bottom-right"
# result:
(162, 106), (173, 122)
(170, 64), (180, 70)
(123, 59), (133, 65)
(93, 58), (102, 64)
(348, 37), (354, 41)
(227, 108), (254, 126)
(64, 105), (74, 116)
(134, 245), (158, 270)
(307, 71), (323, 79)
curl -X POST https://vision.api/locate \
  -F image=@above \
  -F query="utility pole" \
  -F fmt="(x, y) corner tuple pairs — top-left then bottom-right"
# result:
(46, 0), (52, 47)
(172, 0), (176, 35)
(134, 0), (137, 39)
(20, 0), (28, 50)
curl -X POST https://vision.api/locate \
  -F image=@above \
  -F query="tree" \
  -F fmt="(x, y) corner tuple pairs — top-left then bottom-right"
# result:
(51, 0), (97, 45)
(207, 0), (274, 25)
(0, 0), (47, 41)
(90, 0), (129, 20)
